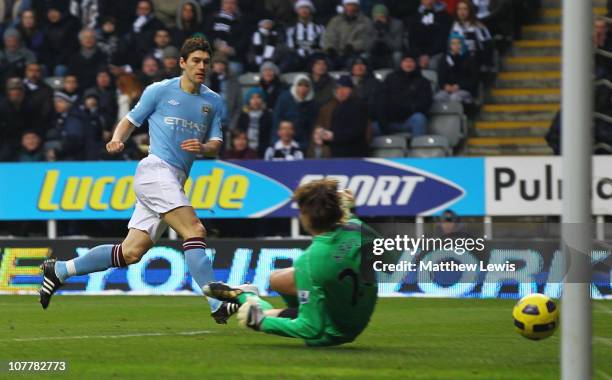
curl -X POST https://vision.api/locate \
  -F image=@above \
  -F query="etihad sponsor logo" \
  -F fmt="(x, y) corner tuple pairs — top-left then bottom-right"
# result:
(164, 116), (206, 132)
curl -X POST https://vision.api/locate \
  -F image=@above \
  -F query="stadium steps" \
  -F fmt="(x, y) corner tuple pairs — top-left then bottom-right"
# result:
(503, 56), (560, 71)
(522, 24), (561, 39)
(477, 103), (559, 123)
(509, 40), (561, 56)
(466, 137), (552, 155)
(475, 121), (550, 137)
(467, 0), (607, 155)
(494, 71), (560, 88)
(541, 7), (607, 23)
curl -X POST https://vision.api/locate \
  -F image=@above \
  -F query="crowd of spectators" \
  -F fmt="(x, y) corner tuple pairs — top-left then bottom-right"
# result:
(545, 16), (612, 155)
(0, 0), (543, 163)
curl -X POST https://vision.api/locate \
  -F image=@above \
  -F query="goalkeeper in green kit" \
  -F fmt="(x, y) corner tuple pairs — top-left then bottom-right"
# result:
(204, 179), (378, 346)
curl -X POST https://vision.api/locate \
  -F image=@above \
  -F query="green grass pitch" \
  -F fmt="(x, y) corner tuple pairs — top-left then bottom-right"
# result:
(1, 296), (611, 379)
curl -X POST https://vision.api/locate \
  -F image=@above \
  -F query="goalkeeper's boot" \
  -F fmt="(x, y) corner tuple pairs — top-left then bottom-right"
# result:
(39, 259), (63, 309)
(203, 282), (259, 303)
(210, 301), (240, 324)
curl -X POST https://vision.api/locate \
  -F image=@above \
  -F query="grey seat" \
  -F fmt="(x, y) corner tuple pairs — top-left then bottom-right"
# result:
(428, 101), (467, 148)
(421, 69), (439, 93)
(44, 76), (64, 91)
(409, 135), (451, 157)
(281, 72), (308, 86)
(238, 72), (261, 86)
(370, 135), (408, 158)
(329, 71), (349, 80)
(374, 69), (392, 81)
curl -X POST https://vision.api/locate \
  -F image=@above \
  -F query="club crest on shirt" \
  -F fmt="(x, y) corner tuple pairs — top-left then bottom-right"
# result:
(298, 290), (310, 304)
(202, 105), (212, 114)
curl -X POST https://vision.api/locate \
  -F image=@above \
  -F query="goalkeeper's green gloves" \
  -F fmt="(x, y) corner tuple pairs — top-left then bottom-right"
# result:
(237, 296), (265, 331)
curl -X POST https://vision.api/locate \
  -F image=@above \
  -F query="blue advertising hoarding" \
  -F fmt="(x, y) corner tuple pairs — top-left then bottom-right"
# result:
(0, 158), (485, 220)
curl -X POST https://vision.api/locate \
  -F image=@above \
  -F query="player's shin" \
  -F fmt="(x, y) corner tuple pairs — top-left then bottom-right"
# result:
(183, 238), (221, 311)
(54, 244), (125, 283)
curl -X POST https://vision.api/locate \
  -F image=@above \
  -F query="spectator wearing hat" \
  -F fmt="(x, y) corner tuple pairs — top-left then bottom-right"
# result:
(369, 4), (404, 70)
(45, 90), (93, 161)
(247, 19), (280, 72)
(273, 74), (316, 149)
(309, 53), (336, 110)
(0, 78), (32, 161)
(223, 129), (259, 159)
(234, 87), (273, 157)
(96, 17), (121, 64)
(23, 63), (54, 131)
(206, 54), (242, 127)
(206, 0), (249, 75)
(86, 67), (118, 136)
(17, 130), (45, 162)
(259, 61), (286, 111)
(406, 0), (452, 71)
(79, 88), (107, 158)
(161, 46), (181, 79)
(264, 120), (304, 161)
(376, 52), (432, 137)
(170, 0), (204, 46)
(41, 5), (80, 76)
(350, 56), (382, 121)
(67, 28), (109, 90)
(434, 32), (478, 105)
(0, 28), (36, 82)
(282, 0), (325, 72)
(311, 75), (368, 158)
(15, 10), (45, 62)
(323, 0), (374, 70)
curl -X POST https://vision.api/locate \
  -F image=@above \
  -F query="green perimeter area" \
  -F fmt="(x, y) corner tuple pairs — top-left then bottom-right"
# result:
(0, 296), (611, 380)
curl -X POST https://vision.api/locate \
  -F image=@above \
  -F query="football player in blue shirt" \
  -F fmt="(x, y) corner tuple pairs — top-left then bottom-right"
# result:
(39, 37), (238, 323)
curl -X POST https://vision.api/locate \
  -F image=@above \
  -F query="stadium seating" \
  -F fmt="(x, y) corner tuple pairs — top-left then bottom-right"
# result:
(44, 76), (64, 91)
(421, 69), (439, 94)
(428, 101), (467, 148)
(409, 135), (452, 157)
(329, 71), (349, 80)
(281, 72), (307, 86)
(370, 135), (408, 158)
(238, 72), (261, 86)
(374, 69), (393, 81)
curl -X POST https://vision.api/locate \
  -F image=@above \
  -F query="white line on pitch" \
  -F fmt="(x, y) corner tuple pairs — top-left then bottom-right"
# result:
(594, 304), (612, 315)
(594, 336), (612, 347)
(5, 330), (213, 342)
(596, 369), (612, 380)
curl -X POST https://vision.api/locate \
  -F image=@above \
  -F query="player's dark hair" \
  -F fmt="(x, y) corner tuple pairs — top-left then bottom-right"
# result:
(293, 179), (343, 233)
(180, 37), (212, 61)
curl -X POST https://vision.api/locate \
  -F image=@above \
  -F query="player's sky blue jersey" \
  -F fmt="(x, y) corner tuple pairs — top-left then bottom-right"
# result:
(126, 77), (225, 173)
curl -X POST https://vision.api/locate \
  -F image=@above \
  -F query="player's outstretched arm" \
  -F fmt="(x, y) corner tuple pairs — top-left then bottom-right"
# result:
(180, 139), (222, 158)
(106, 117), (136, 154)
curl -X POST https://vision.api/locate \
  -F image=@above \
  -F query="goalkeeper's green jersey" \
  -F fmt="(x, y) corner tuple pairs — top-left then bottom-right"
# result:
(261, 217), (378, 346)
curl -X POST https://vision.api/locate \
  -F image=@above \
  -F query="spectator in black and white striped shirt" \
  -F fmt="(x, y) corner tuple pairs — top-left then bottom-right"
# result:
(247, 19), (280, 72)
(264, 120), (304, 161)
(281, 0), (325, 72)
